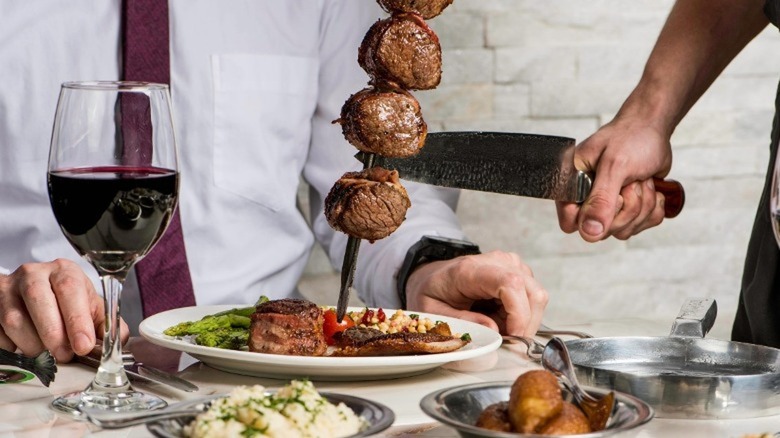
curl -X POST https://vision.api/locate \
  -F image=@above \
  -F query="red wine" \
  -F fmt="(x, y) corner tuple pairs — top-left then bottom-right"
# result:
(48, 166), (179, 276)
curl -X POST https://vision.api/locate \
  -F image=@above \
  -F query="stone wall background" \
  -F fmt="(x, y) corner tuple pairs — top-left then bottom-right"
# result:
(300, 0), (780, 340)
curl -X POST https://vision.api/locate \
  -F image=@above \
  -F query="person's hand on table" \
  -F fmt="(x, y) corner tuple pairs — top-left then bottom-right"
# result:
(556, 113), (673, 242)
(404, 251), (547, 337)
(0, 258), (129, 363)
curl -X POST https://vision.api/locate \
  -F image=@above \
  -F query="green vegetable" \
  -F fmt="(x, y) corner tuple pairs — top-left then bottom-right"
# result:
(162, 295), (269, 349)
(195, 328), (249, 349)
(163, 314), (249, 337)
(210, 296), (268, 319)
(209, 306), (254, 318)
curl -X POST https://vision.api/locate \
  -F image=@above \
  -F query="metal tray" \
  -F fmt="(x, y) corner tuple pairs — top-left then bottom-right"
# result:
(564, 299), (780, 419)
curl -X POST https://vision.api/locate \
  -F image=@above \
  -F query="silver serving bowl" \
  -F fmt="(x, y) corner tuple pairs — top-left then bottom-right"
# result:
(146, 392), (394, 438)
(420, 381), (653, 437)
(567, 336), (780, 419)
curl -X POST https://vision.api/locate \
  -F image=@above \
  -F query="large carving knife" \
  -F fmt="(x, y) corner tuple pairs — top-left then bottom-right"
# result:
(368, 131), (685, 218)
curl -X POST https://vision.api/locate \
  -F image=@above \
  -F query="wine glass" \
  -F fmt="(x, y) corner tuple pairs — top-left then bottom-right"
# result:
(48, 81), (179, 416)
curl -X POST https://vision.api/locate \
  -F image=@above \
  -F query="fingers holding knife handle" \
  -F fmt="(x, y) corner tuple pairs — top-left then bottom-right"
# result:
(652, 177), (685, 219)
(582, 172), (685, 219)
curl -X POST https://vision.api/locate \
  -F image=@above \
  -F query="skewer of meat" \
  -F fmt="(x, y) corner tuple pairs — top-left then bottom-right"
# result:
(331, 2), (451, 321)
(359, 13), (442, 90)
(336, 86), (427, 158)
(325, 166), (411, 242)
(377, 0), (454, 19)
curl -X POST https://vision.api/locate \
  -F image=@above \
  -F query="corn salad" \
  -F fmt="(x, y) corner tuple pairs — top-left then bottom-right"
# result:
(342, 307), (446, 335)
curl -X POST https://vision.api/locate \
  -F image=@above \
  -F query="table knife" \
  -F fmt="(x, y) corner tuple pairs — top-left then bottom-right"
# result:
(367, 131), (685, 218)
(128, 361), (198, 393)
(75, 354), (198, 392)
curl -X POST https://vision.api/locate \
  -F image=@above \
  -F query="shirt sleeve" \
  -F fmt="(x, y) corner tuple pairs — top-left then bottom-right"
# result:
(303, 0), (467, 309)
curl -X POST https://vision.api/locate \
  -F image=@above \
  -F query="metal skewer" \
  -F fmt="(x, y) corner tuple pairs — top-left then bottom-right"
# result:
(336, 152), (376, 322)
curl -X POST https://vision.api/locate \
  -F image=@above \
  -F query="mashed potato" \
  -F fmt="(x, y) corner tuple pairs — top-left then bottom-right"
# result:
(185, 380), (367, 437)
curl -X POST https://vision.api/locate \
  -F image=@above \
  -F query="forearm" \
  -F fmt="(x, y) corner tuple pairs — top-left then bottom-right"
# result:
(619, 0), (768, 135)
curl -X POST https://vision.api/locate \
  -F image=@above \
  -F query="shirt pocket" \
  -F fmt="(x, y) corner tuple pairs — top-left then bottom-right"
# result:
(212, 54), (318, 211)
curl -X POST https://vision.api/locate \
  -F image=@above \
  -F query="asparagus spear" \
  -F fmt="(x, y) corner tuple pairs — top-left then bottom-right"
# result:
(163, 313), (250, 337)
(162, 295), (268, 349)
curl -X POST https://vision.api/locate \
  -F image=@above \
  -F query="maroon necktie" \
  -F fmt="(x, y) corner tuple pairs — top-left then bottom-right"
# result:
(122, 0), (196, 316)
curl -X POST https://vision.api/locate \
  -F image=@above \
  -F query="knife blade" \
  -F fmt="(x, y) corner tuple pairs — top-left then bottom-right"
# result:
(367, 131), (684, 218)
(76, 354), (198, 393)
(128, 362), (198, 393)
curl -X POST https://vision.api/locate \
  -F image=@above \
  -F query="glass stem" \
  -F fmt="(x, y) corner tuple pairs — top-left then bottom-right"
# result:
(89, 275), (130, 392)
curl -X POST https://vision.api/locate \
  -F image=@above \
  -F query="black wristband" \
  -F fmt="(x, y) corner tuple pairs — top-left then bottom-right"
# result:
(396, 235), (481, 309)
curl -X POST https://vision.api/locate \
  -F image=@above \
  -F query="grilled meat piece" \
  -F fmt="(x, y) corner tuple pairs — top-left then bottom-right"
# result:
(377, 0), (454, 19)
(475, 402), (513, 432)
(335, 326), (384, 344)
(336, 86), (427, 158)
(248, 298), (327, 356)
(331, 326), (469, 356)
(359, 13), (441, 90)
(324, 167), (410, 242)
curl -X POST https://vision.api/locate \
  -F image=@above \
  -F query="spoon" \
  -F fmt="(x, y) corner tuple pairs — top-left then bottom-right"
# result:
(541, 337), (616, 432)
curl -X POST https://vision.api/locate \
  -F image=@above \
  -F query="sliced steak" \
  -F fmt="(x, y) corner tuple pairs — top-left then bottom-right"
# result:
(377, 0), (454, 19)
(336, 86), (427, 158)
(331, 326), (469, 356)
(248, 298), (327, 356)
(334, 326), (385, 345)
(324, 167), (410, 242)
(359, 13), (441, 90)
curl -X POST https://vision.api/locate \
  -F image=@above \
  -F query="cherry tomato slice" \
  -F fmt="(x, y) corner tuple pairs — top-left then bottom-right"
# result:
(322, 309), (355, 346)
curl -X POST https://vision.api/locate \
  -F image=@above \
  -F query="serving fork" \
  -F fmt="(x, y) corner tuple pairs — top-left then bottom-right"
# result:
(536, 323), (593, 339)
(502, 335), (544, 360)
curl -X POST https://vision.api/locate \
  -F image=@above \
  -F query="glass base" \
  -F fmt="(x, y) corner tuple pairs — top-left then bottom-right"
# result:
(51, 388), (167, 419)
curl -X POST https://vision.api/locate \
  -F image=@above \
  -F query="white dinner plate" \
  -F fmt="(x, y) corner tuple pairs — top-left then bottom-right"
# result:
(139, 305), (503, 381)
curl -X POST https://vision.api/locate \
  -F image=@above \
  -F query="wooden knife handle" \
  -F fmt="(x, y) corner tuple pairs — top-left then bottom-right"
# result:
(653, 177), (685, 219)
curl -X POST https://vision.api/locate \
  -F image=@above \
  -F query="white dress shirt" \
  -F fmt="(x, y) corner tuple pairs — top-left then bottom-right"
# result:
(0, 0), (465, 331)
